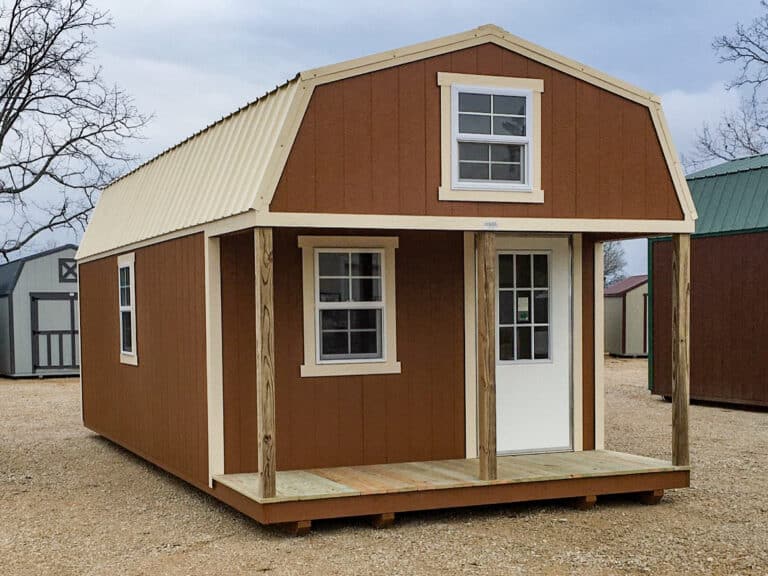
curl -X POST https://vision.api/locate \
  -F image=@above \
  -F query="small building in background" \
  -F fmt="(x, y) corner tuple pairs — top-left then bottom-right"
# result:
(650, 154), (768, 408)
(0, 244), (79, 377)
(605, 275), (649, 357)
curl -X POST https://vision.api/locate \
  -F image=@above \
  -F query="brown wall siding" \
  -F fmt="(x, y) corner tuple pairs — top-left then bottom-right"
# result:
(220, 233), (259, 474)
(80, 234), (209, 488)
(220, 228), (466, 471)
(271, 43), (683, 221)
(652, 233), (768, 406)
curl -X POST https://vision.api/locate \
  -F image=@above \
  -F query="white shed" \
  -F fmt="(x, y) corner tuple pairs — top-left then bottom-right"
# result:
(604, 275), (648, 357)
(0, 245), (79, 377)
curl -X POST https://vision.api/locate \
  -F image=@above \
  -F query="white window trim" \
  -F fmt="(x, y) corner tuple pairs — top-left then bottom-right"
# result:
(298, 236), (401, 377)
(438, 72), (544, 203)
(117, 252), (138, 366)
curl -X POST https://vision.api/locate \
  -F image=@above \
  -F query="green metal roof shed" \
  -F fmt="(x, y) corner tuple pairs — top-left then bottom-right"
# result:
(649, 154), (768, 407)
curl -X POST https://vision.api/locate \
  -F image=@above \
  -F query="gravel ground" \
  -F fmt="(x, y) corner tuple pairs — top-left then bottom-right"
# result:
(1, 358), (767, 575)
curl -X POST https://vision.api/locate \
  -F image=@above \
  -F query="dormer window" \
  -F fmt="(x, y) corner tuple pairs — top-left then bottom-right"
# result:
(438, 73), (544, 203)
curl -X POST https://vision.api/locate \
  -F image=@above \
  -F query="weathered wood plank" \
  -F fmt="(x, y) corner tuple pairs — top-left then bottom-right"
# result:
(671, 234), (691, 467)
(255, 228), (276, 498)
(476, 232), (497, 481)
(574, 494), (597, 510)
(371, 512), (396, 529)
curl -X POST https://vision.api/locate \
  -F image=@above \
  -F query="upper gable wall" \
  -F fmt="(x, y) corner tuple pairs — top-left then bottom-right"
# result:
(271, 43), (684, 220)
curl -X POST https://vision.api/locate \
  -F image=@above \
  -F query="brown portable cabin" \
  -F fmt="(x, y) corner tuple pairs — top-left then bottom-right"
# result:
(77, 25), (696, 532)
(651, 154), (768, 408)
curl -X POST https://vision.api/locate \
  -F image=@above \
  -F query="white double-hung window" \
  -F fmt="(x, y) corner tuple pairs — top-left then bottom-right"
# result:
(299, 236), (401, 377)
(438, 73), (544, 203)
(117, 252), (137, 365)
(454, 86), (532, 189)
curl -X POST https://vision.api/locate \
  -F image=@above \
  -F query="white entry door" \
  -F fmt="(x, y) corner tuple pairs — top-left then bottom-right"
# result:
(495, 236), (571, 454)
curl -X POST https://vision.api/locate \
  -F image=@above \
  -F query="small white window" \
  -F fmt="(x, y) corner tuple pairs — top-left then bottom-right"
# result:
(438, 72), (544, 203)
(299, 236), (401, 377)
(118, 253), (137, 365)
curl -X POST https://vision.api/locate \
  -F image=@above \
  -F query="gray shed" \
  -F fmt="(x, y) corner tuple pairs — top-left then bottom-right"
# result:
(0, 244), (79, 377)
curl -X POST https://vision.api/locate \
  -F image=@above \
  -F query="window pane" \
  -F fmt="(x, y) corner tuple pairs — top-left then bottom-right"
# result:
(351, 278), (381, 302)
(516, 291), (531, 323)
(321, 331), (348, 358)
(499, 327), (515, 361)
(516, 254), (531, 287)
(459, 92), (491, 113)
(493, 94), (526, 115)
(493, 116), (526, 136)
(318, 252), (348, 276)
(459, 142), (489, 162)
(490, 144), (521, 163)
(533, 254), (548, 287)
(534, 290), (549, 324)
(350, 309), (379, 330)
(499, 290), (515, 325)
(491, 163), (522, 182)
(459, 162), (489, 180)
(119, 267), (130, 287)
(459, 114), (491, 134)
(499, 254), (515, 289)
(517, 326), (532, 360)
(321, 309), (348, 330)
(534, 326), (549, 359)
(319, 278), (349, 302)
(120, 286), (130, 307)
(121, 311), (132, 353)
(351, 330), (380, 356)
(351, 252), (380, 277)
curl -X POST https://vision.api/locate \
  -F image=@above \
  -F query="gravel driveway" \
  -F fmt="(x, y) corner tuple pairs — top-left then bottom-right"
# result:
(1, 358), (767, 575)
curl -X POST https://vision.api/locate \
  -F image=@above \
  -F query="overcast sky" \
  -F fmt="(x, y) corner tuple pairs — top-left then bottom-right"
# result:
(51, 1), (768, 270)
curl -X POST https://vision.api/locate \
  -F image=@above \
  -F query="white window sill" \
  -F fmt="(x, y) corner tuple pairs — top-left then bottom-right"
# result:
(120, 353), (138, 366)
(300, 360), (401, 378)
(439, 186), (544, 203)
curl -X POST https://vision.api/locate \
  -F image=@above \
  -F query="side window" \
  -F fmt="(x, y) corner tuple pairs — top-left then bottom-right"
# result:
(117, 253), (137, 365)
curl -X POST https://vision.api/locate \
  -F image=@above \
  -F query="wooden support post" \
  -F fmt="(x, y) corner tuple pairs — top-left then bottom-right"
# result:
(371, 512), (396, 529)
(476, 232), (497, 481)
(671, 234), (690, 467)
(638, 489), (664, 505)
(280, 520), (312, 536)
(255, 228), (276, 499)
(574, 495), (597, 510)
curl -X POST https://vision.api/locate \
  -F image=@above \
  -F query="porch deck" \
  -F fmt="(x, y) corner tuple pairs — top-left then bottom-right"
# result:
(211, 450), (689, 526)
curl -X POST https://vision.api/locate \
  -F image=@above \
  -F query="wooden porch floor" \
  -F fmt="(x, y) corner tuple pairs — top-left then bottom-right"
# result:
(211, 450), (689, 525)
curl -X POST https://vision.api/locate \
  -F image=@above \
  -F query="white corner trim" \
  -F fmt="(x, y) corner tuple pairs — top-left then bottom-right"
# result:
(463, 232), (478, 458)
(594, 241), (605, 450)
(298, 235), (400, 378)
(204, 236), (224, 486)
(572, 234), (583, 451)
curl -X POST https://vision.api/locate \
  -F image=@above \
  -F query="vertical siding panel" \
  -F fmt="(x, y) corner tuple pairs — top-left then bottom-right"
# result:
(371, 68), (400, 215)
(315, 82), (346, 212)
(551, 72), (577, 218)
(343, 75), (373, 211)
(338, 377), (364, 464)
(576, 82), (601, 218)
(272, 104), (317, 213)
(362, 376), (388, 464)
(622, 105), (647, 218)
(475, 43), (504, 75)
(398, 61), (427, 214)
(598, 91), (623, 218)
(501, 49), (529, 77)
(424, 54), (453, 216)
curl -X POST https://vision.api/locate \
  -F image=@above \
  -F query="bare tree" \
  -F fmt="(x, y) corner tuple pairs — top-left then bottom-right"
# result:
(603, 241), (627, 285)
(688, 2), (768, 170)
(0, 0), (148, 261)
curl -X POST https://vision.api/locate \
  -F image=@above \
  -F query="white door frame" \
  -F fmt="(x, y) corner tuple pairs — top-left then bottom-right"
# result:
(463, 232), (584, 458)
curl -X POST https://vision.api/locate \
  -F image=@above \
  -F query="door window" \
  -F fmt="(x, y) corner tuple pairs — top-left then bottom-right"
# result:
(497, 252), (550, 362)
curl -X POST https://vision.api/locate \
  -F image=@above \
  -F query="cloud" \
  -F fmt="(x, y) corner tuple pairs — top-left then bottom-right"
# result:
(660, 82), (740, 161)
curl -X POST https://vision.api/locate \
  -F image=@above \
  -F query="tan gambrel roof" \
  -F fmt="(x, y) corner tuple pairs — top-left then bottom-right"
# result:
(77, 24), (696, 260)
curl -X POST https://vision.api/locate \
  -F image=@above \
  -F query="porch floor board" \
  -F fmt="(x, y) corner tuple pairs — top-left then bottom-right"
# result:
(214, 450), (687, 504)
